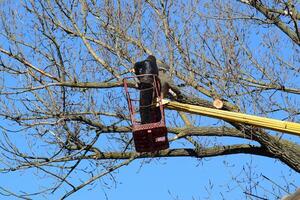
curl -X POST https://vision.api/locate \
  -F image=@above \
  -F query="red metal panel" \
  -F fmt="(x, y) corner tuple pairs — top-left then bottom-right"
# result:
(133, 126), (169, 152)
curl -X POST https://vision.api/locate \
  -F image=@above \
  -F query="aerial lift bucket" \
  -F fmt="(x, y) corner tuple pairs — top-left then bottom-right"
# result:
(123, 75), (169, 152)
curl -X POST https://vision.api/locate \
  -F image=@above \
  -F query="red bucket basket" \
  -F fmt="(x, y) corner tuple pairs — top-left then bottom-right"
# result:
(123, 75), (169, 152)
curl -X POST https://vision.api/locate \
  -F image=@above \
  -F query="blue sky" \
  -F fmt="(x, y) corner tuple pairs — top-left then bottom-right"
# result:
(0, 98), (298, 200)
(0, 146), (299, 199)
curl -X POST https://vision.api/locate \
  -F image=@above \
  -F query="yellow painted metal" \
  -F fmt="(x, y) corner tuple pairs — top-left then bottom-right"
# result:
(164, 100), (300, 136)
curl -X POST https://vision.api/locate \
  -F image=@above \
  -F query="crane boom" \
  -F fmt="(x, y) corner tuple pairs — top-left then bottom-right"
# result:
(163, 100), (300, 136)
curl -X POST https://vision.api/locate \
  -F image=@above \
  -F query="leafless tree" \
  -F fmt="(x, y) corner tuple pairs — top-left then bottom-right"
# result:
(0, 0), (299, 199)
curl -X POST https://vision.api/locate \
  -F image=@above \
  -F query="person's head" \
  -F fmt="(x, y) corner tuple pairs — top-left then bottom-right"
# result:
(146, 55), (156, 63)
(133, 55), (158, 84)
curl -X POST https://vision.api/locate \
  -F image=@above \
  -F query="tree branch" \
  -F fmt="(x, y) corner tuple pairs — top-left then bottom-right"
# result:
(238, 0), (300, 45)
(85, 145), (273, 160)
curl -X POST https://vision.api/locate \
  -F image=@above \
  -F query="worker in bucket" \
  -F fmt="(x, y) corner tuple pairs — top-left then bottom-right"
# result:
(133, 55), (161, 124)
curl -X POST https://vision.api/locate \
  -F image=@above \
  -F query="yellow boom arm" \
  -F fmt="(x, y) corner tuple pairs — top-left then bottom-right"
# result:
(163, 100), (300, 136)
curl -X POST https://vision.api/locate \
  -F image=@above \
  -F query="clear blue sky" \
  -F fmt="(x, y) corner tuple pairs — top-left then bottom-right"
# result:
(0, 152), (299, 199)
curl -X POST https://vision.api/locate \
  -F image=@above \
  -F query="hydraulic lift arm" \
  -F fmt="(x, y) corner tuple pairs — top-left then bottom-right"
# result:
(163, 100), (300, 137)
